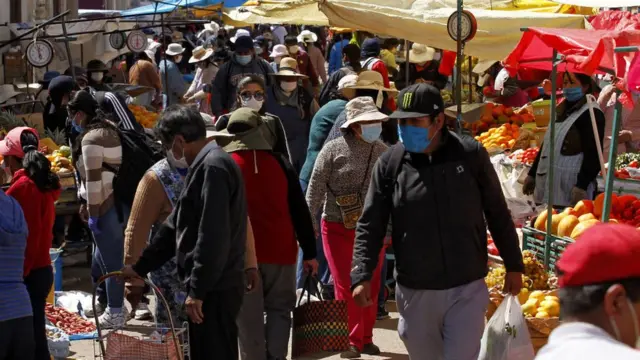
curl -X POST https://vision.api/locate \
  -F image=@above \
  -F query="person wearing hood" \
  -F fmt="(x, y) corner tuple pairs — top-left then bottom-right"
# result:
(523, 72), (605, 207)
(43, 75), (74, 132)
(360, 38), (396, 111)
(284, 35), (319, 91)
(299, 30), (327, 84)
(1, 127), (61, 360)
(0, 188), (32, 360)
(86, 60), (110, 92)
(123, 120), (259, 325)
(185, 46), (217, 115)
(129, 51), (162, 107)
(211, 35), (274, 117)
(36, 71), (60, 105)
(212, 108), (318, 360)
(265, 58), (319, 173)
(160, 43), (188, 108)
(535, 223), (640, 360)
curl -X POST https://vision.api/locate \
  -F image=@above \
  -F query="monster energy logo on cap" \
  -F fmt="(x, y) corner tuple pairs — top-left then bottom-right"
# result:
(402, 92), (413, 109)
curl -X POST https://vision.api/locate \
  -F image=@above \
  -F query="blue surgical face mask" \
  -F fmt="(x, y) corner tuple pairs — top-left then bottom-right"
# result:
(236, 54), (252, 66)
(563, 87), (584, 102)
(70, 114), (83, 133)
(360, 123), (382, 143)
(398, 124), (437, 153)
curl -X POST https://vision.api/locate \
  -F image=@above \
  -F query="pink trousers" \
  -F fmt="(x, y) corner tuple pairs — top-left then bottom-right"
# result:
(321, 219), (386, 351)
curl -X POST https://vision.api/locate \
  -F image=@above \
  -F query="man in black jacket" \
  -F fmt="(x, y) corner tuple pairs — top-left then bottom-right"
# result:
(122, 105), (247, 360)
(351, 84), (524, 359)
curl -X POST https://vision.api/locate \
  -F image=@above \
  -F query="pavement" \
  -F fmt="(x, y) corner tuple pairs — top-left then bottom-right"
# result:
(59, 250), (409, 360)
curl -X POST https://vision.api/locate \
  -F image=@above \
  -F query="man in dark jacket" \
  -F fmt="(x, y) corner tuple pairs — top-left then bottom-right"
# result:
(350, 84), (524, 360)
(318, 43), (361, 107)
(211, 35), (274, 117)
(122, 105), (247, 360)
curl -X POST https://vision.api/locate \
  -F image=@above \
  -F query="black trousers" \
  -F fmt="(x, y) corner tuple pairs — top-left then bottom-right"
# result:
(188, 287), (244, 360)
(0, 316), (35, 360)
(24, 266), (53, 360)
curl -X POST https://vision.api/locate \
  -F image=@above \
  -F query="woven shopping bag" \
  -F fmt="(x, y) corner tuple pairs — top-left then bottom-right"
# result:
(291, 276), (349, 358)
(104, 332), (181, 360)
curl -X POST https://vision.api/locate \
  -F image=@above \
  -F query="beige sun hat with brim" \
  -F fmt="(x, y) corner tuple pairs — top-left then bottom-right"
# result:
(270, 57), (308, 78)
(207, 108), (273, 152)
(348, 70), (398, 107)
(204, 21), (220, 33)
(340, 97), (389, 131)
(189, 46), (214, 63)
(338, 74), (358, 90)
(0, 84), (22, 104)
(409, 43), (436, 64)
(165, 43), (185, 56)
(472, 59), (500, 75)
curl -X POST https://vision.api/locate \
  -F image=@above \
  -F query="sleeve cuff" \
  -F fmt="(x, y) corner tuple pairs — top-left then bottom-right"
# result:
(132, 262), (150, 278)
(188, 287), (206, 301)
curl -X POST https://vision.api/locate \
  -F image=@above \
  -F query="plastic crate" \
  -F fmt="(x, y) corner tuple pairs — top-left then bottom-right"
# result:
(522, 226), (574, 272)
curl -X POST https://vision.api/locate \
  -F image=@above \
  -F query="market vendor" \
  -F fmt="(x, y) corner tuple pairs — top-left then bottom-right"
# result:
(536, 223), (640, 360)
(597, 82), (640, 158)
(395, 43), (447, 90)
(481, 62), (529, 108)
(43, 75), (74, 132)
(523, 72), (605, 207)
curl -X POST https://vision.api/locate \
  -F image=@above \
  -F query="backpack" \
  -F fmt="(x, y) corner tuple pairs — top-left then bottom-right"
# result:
(103, 129), (164, 215)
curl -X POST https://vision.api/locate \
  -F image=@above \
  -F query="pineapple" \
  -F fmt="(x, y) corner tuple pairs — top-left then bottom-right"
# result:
(0, 111), (27, 136)
(44, 128), (67, 147)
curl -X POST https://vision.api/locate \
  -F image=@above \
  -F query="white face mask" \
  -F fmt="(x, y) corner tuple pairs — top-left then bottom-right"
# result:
(175, 55), (183, 63)
(280, 81), (298, 92)
(91, 72), (104, 82)
(167, 139), (189, 176)
(609, 298), (640, 349)
(288, 46), (299, 54)
(241, 98), (264, 111)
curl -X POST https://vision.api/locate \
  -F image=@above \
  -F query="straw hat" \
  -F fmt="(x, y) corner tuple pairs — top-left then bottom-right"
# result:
(189, 46), (214, 63)
(171, 30), (184, 43)
(165, 43), (185, 56)
(231, 29), (251, 43)
(409, 43), (436, 64)
(297, 30), (318, 44)
(340, 97), (389, 130)
(269, 44), (289, 59)
(349, 70), (397, 107)
(338, 74), (358, 90)
(0, 84), (22, 104)
(270, 57), (308, 78)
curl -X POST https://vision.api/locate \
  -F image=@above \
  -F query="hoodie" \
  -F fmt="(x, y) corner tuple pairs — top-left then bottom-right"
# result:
(6, 169), (61, 276)
(43, 75), (74, 132)
(210, 54), (274, 117)
(0, 189), (31, 322)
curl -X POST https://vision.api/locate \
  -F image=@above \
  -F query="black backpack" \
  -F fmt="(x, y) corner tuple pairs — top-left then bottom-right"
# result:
(103, 129), (164, 213)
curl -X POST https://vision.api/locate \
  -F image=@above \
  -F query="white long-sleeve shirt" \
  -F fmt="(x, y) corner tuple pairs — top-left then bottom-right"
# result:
(536, 322), (640, 360)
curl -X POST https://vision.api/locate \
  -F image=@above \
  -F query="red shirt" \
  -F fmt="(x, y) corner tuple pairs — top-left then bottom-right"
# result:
(295, 50), (320, 87)
(6, 169), (61, 276)
(369, 60), (397, 111)
(230, 151), (298, 265)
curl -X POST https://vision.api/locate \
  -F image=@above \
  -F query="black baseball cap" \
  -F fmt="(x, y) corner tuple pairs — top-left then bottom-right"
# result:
(390, 83), (444, 119)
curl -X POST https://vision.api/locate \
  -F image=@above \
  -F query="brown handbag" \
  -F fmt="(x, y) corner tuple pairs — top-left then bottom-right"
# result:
(328, 146), (374, 230)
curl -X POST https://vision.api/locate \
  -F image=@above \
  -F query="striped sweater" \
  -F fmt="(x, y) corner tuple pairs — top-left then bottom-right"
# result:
(77, 128), (122, 217)
(0, 189), (32, 322)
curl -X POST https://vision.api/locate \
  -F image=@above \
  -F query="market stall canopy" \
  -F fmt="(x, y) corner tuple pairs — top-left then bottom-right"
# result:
(503, 27), (640, 79)
(551, 0), (640, 7)
(121, 0), (240, 17)
(318, 1), (587, 60)
(224, 0), (328, 26)
(589, 10), (640, 31)
(9, 20), (137, 45)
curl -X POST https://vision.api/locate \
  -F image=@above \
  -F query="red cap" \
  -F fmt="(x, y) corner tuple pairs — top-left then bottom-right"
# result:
(0, 127), (39, 158)
(558, 223), (640, 287)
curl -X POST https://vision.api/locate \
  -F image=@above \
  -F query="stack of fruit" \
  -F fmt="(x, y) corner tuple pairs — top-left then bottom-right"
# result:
(475, 103), (535, 132)
(128, 104), (159, 129)
(44, 146), (74, 176)
(510, 147), (539, 165)
(533, 193), (640, 239)
(486, 250), (549, 292)
(475, 123), (520, 150)
(521, 290), (560, 319)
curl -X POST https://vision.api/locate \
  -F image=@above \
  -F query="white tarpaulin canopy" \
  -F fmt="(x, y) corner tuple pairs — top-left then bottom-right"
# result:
(552, 0), (640, 6)
(319, 0), (587, 60)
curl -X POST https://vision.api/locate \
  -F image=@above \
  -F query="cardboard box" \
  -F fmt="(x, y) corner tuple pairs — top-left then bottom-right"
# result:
(16, 113), (44, 134)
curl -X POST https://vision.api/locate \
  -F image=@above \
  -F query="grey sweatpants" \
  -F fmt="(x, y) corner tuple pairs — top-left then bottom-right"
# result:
(237, 264), (296, 360)
(396, 279), (489, 360)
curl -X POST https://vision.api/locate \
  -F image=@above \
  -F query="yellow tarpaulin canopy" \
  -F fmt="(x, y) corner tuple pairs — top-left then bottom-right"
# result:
(192, 3), (223, 18)
(223, 0), (328, 26)
(319, 1), (588, 60)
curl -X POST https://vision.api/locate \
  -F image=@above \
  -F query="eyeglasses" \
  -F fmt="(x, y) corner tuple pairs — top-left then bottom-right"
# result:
(239, 91), (265, 102)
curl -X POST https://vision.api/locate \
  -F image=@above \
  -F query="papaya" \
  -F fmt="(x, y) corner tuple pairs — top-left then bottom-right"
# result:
(558, 215), (580, 237)
(550, 213), (567, 235)
(570, 219), (600, 239)
(574, 200), (594, 216)
(578, 213), (596, 222)
(534, 209), (554, 231)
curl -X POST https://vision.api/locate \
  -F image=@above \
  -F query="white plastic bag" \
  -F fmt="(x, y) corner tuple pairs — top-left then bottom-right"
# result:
(479, 295), (534, 360)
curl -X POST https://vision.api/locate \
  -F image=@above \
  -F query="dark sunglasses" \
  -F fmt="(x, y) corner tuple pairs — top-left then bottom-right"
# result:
(239, 91), (265, 102)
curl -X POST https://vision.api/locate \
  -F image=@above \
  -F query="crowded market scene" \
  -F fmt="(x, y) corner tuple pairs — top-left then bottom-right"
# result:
(4, 0), (640, 359)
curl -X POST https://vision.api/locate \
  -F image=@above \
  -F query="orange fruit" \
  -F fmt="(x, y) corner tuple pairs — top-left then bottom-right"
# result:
(574, 200), (594, 216)
(593, 193), (619, 218)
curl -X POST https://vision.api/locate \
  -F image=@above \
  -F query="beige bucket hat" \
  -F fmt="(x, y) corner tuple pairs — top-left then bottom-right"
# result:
(189, 46), (214, 63)
(340, 97), (389, 130)
(409, 43), (436, 64)
(270, 57), (308, 78)
(348, 70), (397, 107)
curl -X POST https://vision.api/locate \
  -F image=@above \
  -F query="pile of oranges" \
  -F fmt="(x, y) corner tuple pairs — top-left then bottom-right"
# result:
(474, 123), (520, 150)
(128, 104), (159, 129)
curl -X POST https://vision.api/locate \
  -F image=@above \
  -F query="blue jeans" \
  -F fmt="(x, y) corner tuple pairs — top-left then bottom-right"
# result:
(297, 179), (330, 288)
(91, 205), (130, 310)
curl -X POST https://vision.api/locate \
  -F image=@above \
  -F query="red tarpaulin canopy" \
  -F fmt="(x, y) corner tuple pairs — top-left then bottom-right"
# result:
(503, 27), (640, 79)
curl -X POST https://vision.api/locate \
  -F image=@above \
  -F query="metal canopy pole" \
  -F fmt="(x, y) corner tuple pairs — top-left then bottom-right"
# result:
(404, 39), (410, 85)
(0, 10), (70, 50)
(544, 49), (559, 268)
(161, 12), (170, 107)
(60, 15), (76, 83)
(455, 0), (463, 133)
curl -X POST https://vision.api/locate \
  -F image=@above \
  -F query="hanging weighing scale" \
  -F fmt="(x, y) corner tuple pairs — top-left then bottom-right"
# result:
(109, 32), (126, 50)
(447, 10), (478, 43)
(26, 39), (54, 68)
(127, 30), (147, 53)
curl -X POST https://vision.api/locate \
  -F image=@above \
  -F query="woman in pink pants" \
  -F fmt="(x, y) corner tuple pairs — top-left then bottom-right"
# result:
(306, 97), (389, 358)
